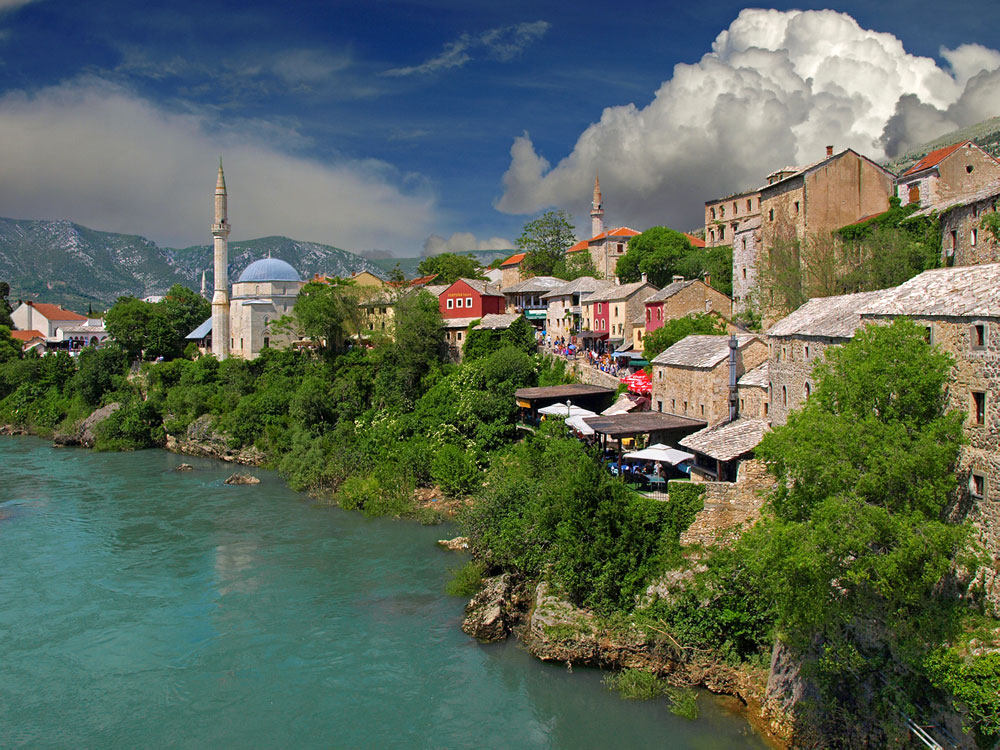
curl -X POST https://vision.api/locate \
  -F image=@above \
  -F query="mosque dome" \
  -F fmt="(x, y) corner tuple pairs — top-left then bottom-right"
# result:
(237, 258), (301, 283)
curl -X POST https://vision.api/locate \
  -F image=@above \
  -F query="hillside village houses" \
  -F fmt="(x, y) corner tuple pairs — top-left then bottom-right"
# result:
(10, 300), (108, 354)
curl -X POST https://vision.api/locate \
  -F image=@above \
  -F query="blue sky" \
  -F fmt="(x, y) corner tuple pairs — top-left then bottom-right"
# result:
(0, 0), (998, 257)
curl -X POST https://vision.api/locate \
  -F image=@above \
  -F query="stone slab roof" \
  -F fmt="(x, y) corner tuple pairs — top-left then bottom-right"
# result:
(646, 279), (697, 303)
(583, 411), (705, 438)
(502, 276), (566, 295)
(424, 284), (449, 297)
(442, 316), (479, 329)
(515, 384), (615, 401)
(585, 280), (656, 303)
(457, 278), (502, 296)
(860, 263), (1000, 319)
(474, 313), (520, 330)
(767, 290), (889, 339)
(680, 418), (770, 462)
(909, 179), (1000, 217)
(539, 276), (607, 300)
(652, 334), (760, 369)
(738, 361), (769, 388)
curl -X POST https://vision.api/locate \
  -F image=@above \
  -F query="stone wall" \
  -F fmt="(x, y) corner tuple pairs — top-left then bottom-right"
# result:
(660, 280), (733, 321)
(738, 383), (769, 420)
(732, 217), (761, 315)
(941, 195), (1000, 267)
(679, 459), (774, 548)
(651, 339), (767, 422)
(569, 361), (621, 390)
(801, 151), (893, 236)
(766, 335), (842, 425)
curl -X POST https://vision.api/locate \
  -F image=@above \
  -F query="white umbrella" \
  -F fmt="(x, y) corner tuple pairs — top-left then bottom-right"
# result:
(565, 415), (595, 435)
(622, 446), (695, 465)
(538, 403), (597, 418)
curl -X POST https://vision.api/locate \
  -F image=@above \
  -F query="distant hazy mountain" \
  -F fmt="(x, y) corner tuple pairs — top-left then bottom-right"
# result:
(883, 115), (1000, 175)
(0, 217), (385, 312)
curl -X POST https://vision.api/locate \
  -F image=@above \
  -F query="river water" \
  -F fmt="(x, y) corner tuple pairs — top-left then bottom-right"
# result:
(1, 437), (771, 749)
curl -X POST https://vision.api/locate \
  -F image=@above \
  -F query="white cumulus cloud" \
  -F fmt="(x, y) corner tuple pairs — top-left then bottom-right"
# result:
(422, 231), (512, 256)
(497, 9), (1000, 233)
(0, 79), (435, 252)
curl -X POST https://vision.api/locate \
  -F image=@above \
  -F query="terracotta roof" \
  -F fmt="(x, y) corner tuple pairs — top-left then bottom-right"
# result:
(501, 252), (526, 267)
(768, 290), (890, 339)
(684, 233), (706, 248)
(10, 329), (45, 341)
(22, 302), (86, 321)
(680, 418), (770, 462)
(407, 273), (439, 287)
(589, 226), (641, 242)
(901, 141), (969, 177)
(566, 240), (590, 254)
(652, 334), (760, 369)
(860, 263), (1000, 319)
(737, 362), (769, 389)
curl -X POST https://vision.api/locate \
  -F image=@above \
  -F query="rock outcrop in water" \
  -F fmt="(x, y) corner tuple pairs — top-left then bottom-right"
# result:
(165, 414), (265, 465)
(224, 472), (260, 485)
(53, 402), (121, 448)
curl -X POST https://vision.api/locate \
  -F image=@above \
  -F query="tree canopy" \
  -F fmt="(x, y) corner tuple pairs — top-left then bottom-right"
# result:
(516, 210), (577, 277)
(0, 282), (13, 329)
(105, 284), (210, 361)
(416, 253), (485, 285)
(616, 227), (697, 287)
(287, 279), (364, 358)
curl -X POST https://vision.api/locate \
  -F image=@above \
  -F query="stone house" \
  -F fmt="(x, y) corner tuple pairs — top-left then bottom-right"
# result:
(765, 289), (888, 425)
(584, 280), (657, 351)
(12, 301), (87, 338)
(896, 140), (1000, 210)
(500, 252), (525, 288)
(541, 276), (606, 340)
(905, 180), (1000, 267)
(439, 278), (504, 361)
(680, 418), (771, 483)
(650, 334), (767, 424)
(736, 362), (769, 420)
(644, 278), (732, 334)
(705, 189), (761, 248)
(859, 263), (1000, 604)
(501, 276), (565, 326)
(565, 227), (641, 280)
(732, 215), (762, 315)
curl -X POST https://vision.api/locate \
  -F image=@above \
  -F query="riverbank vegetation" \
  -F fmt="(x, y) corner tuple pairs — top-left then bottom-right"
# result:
(1, 286), (997, 747)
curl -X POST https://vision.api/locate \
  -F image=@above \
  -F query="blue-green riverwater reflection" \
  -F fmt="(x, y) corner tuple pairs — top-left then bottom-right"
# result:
(1, 437), (771, 749)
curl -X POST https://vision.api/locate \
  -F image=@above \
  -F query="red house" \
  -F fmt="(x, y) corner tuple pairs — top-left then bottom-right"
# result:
(439, 278), (505, 319)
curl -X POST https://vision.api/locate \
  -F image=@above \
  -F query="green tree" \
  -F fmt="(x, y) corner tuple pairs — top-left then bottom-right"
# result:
(463, 315), (536, 362)
(616, 227), (696, 286)
(159, 284), (211, 348)
(551, 248), (600, 281)
(516, 210), (577, 277)
(73, 345), (128, 406)
(416, 253), (485, 285)
(0, 282), (13, 328)
(289, 280), (364, 357)
(376, 290), (446, 408)
(747, 318), (970, 739)
(104, 297), (152, 360)
(0, 325), (20, 363)
(642, 314), (726, 361)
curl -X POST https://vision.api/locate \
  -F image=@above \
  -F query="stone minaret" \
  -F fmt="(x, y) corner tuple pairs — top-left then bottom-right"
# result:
(211, 159), (230, 360)
(590, 172), (604, 238)
(200, 269), (207, 298)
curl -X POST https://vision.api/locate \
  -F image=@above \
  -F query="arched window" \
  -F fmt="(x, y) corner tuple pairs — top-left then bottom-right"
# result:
(804, 382), (811, 398)
(782, 386), (787, 406)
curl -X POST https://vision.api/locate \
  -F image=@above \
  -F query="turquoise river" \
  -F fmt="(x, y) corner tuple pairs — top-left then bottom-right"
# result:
(0, 437), (772, 749)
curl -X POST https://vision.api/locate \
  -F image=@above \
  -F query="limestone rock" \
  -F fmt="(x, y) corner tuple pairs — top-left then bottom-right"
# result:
(224, 472), (260, 485)
(53, 402), (121, 448)
(462, 574), (520, 642)
(437, 536), (469, 551)
(175, 464), (194, 472)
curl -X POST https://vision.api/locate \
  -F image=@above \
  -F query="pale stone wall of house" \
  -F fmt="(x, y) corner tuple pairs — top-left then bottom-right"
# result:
(733, 218), (761, 316)
(622, 286), (657, 343)
(546, 295), (573, 338)
(766, 335), (842, 425)
(501, 265), (521, 289)
(679, 459), (774, 548)
(802, 152), (893, 236)
(652, 339), (767, 422)
(661, 281), (733, 321)
(705, 191), (760, 248)
(738, 383), (769, 420)
(936, 146), (1000, 201)
(941, 197), (1000, 267)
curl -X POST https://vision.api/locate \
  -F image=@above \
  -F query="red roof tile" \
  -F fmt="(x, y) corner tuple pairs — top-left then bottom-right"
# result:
(902, 141), (969, 177)
(566, 240), (589, 253)
(10, 329), (45, 341)
(25, 302), (87, 321)
(501, 252), (526, 267)
(684, 233), (705, 248)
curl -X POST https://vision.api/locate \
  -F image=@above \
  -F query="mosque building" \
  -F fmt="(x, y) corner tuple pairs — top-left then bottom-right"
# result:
(188, 162), (305, 360)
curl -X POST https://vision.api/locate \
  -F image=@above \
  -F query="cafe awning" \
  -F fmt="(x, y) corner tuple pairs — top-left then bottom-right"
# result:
(623, 444), (694, 466)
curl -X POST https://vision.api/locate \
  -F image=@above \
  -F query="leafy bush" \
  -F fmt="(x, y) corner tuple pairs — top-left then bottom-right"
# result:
(93, 398), (165, 451)
(604, 669), (668, 700)
(431, 444), (480, 497)
(445, 560), (485, 597)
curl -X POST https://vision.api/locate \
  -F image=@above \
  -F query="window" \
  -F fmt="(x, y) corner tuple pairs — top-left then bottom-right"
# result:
(747, 199), (752, 211)
(966, 165), (974, 174)
(972, 391), (986, 425)
(764, 402), (769, 416)
(720, 206), (725, 218)
(742, 268), (747, 279)
(804, 382), (811, 398)
(683, 401), (688, 413)
(972, 229), (978, 246)
(709, 229), (716, 242)
(804, 345), (810, 359)
(457, 297), (464, 308)
(597, 303), (602, 314)
(457, 331), (463, 341)
(782, 386), (787, 406)
(971, 473), (986, 498)
(950, 230), (958, 249)
(263, 337), (269, 348)
(757, 197), (762, 209)
(700, 404), (705, 416)
(657, 400), (663, 413)
(733, 201), (738, 214)
(769, 209), (775, 221)
(646, 309), (651, 322)
(671, 399), (676, 411)
(793, 201), (800, 214)
(740, 398), (745, 411)
(616, 243), (624, 254)
(614, 306), (619, 317)
(908, 184), (920, 204)
(925, 326), (933, 345)
(973, 324), (986, 349)
(465, 297), (472, 307)
(710, 207), (716, 219)
(719, 225), (725, 240)
(657, 308), (662, 321)
(240, 338), (244, 350)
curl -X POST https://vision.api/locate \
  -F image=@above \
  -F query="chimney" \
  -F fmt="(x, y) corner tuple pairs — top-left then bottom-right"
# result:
(826, 145), (833, 157)
(615, 276), (621, 286)
(641, 273), (648, 284)
(728, 334), (739, 423)
(703, 272), (712, 287)
(672, 275), (684, 283)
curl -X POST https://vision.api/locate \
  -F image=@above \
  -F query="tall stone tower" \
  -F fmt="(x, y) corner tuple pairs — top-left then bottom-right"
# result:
(211, 159), (230, 360)
(590, 172), (604, 238)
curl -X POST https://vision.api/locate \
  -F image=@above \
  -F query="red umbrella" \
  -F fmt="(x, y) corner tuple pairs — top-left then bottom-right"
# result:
(622, 371), (652, 394)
